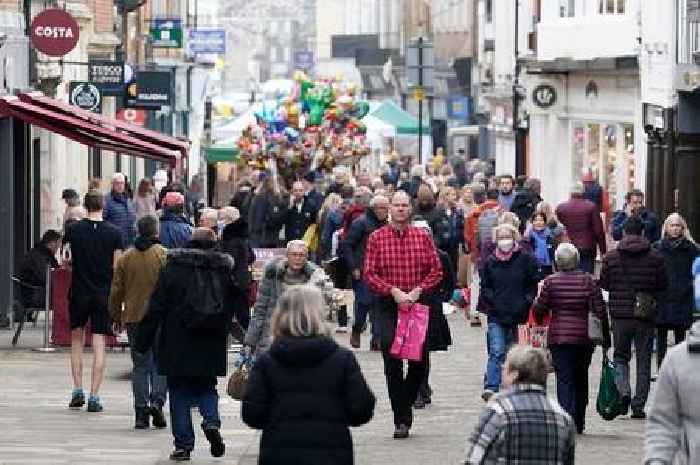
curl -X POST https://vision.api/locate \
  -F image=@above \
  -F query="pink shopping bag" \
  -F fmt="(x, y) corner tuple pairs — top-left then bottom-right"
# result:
(390, 302), (429, 361)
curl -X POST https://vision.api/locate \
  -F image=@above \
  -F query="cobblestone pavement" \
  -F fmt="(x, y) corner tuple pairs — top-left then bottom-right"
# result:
(0, 315), (647, 464)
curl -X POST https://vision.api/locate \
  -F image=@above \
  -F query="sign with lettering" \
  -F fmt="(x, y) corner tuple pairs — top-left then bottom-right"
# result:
(88, 61), (125, 95)
(30, 9), (80, 57)
(125, 71), (172, 109)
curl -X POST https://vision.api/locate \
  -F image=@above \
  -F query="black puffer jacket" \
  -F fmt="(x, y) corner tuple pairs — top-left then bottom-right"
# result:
(652, 238), (699, 328)
(220, 219), (253, 290)
(18, 243), (59, 308)
(599, 235), (668, 320)
(242, 336), (375, 465)
(480, 249), (539, 326)
(248, 191), (288, 248)
(134, 241), (239, 377)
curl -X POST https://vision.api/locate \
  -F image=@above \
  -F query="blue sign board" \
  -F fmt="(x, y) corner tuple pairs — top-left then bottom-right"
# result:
(447, 96), (471, 121)
(187, 29), (226, 55)
(294, 51), (314, 69)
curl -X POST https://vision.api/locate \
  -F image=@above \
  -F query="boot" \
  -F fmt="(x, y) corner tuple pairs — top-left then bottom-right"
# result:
(150, 403), (167, 428)
(135, 407), (150, 429)
(350, 328), (361, 348)
(336, 305), (349, 333)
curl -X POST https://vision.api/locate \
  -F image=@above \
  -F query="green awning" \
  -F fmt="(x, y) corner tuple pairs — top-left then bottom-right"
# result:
(203, 144), (239, 163)
(368, 100), (430, 135)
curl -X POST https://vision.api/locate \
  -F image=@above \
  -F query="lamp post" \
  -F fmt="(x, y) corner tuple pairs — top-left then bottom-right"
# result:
(407, 36), (434, 165)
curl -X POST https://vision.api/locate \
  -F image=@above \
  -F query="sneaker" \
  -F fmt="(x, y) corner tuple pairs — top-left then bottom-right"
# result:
(135, 407), (150, 429)
(150, 403), (167, 428)
(631, 409), (646, 419)
(203, 427), (225, 458)
(169, 449), (191, 461)
(393, 424), (410, 439)
(350, 329), (361, 348)
(69, 389), (85, 409)
(87, 395), (103, 413)
(481, 389), (495, 402)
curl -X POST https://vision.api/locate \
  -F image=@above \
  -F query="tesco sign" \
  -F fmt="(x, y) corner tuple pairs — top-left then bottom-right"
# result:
(30, 9), (79, 57)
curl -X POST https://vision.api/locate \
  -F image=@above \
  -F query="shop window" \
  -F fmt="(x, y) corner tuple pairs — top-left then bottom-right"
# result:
(571, 123), (586, 182)
(599, 0), (625, 14)
(601, 124), (618, 211)
(623, 124), (635, 195)
(559, 0), (574, 17)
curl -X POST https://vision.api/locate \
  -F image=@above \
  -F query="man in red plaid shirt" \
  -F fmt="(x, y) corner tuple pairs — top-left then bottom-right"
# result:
(364, 190), (443, 439)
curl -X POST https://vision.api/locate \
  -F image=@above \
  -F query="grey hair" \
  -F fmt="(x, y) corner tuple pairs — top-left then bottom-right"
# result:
(554, 243), (580, 271)
(524, 177), (541, 192)
(410, 164), (424, 178)
(271, 285), (332, 339)
(286, 239), (308, 253)
(492, 223), (521, 242)
(505, 345), (549, 386)
(355, 186), (373, 207)
(369, 194), (389, 208)
(199, 208), (218, 224)
(218, 206), (240, 225)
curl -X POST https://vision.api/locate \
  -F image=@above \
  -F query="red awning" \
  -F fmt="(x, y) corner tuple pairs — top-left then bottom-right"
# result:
(0, 93), (187, 166)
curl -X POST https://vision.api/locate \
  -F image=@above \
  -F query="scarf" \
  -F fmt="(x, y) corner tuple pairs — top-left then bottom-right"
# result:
(530, 229), (552, 266)
(494, 242), (520, 262)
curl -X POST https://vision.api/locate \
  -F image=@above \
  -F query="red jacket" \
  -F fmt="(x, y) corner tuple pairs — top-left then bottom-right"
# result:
(555, 196), (606, 254)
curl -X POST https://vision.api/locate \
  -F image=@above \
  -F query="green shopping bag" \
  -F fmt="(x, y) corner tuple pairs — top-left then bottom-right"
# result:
(596, 354), (624, 421)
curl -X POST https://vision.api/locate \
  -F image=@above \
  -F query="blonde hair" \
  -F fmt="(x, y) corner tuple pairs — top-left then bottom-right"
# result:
(493, 223), (521, 242)
(218, 206), (240, 225)
(198, 208), (218, 227)
(319, 193), (343, 222)
(662, 212), (695, 243)
(271, 285), (332, 339)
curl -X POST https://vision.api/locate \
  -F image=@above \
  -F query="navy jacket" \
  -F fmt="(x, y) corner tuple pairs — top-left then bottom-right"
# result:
(103, 192), (136, 246)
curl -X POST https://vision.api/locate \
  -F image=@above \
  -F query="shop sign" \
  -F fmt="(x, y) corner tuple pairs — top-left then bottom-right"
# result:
(447, 96), (471, 121)
(125, 71), (172, 109)
(187, 29), (225, 55)
(30, 9), (80, 57)
(151, 18), (182, 48)
(532, 84), (557, 108)
(116, 108), (146, 127)
(88, 60), (124, 95)
(69, 81), (102, 113)
(294, 50), (314, 70)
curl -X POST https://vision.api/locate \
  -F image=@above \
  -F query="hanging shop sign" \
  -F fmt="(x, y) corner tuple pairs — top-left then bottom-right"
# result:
(88, 60), (125, 95)
(125, 71), (172, 109)
(69, 81), (102, 113)
(447, 96), (471, 121)
(30, 9), (80, 57)
(532, 84), (557, 108)
(187, 29), (226, 55)
(116, 108), (146, 127)
(151, 18), (183, 48)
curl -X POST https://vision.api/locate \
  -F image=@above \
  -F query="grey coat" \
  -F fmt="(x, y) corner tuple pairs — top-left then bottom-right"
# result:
(645, 321), (700, 465)
(244, 257), (333, 353)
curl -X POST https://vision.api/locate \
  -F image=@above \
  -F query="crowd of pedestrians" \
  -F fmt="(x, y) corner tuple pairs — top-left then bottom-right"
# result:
(13, 150), (700, 464)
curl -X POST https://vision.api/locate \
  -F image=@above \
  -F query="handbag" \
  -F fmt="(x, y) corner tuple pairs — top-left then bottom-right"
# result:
(390, 302), (429, 361)
(227, 350), (253, 400)
(518, 305), (554, 372)
(588, 296), (604, 345)
(619, 255), (658, 321)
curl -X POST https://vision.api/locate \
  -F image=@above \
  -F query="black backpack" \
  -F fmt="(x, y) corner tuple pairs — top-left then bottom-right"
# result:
(182, 265), (228, 337)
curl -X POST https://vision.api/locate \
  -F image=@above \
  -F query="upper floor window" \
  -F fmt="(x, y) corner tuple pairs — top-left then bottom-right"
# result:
(599, 0), (625, 14)
(559, 0), (575, 17)
(485, 0), (493, 23)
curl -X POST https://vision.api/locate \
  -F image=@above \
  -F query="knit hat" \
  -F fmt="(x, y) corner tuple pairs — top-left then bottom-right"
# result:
(162, 191), (185, 207)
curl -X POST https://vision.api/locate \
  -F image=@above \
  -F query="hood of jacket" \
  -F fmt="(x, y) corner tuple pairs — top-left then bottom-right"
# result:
(134, 235), (160, 251)
(269, 336), (339, 366)
(617, 234), (651, 255)
(222, 219), (249, 241)
(365, 207), (385, 227)
(266, 256), (318, 280)
(656, 237), (695, 252)
(167, 245), (233, 271)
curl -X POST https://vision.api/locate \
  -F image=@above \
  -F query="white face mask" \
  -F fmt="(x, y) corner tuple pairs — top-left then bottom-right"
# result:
(497, 238), (515, 252)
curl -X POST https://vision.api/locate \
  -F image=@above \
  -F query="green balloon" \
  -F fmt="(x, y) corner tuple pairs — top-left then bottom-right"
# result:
(354, 101), (370, 119)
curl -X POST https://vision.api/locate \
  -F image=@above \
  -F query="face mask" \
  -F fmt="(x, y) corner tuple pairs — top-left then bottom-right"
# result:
(497, 239), (514, 252)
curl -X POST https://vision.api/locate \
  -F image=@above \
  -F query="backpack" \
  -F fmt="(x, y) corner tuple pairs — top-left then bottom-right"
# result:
(182, 265), (228, 337)
(477, 207), (501, 248)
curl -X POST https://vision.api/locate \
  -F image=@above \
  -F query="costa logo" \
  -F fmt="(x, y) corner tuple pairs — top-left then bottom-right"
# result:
(30, 9), (80, 57)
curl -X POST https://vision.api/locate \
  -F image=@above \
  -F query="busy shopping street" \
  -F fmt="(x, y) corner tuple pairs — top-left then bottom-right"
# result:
(2, 0), (700, 464)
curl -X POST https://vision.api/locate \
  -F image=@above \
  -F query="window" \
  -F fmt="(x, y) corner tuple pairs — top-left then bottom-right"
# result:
(599, 0), (625, 14)
(485, 0), (493, 23)
(559, 0), (574, 17)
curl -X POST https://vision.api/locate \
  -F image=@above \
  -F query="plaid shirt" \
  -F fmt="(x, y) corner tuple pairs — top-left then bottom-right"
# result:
(363, 224), (443, 296)
(464, 384), (576, 465)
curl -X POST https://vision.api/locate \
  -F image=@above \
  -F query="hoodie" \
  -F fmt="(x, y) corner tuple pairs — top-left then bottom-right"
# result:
(599, 235), (668, 320)
(108, 236), (167, 324)
(645, 321), (700, 465)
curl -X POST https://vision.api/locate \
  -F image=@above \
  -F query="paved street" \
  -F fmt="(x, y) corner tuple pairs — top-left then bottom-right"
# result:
(0, 314), (646, 464)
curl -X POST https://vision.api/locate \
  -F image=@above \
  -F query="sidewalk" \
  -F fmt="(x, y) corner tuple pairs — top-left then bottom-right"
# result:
(0, 315), (646, 464)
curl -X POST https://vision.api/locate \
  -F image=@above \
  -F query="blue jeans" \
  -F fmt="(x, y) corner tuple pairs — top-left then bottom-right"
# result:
(168, 377), (221, 451)
(126, 324), (167, 409)
(484, 321), (517, 392)
(352, 279), (378, 336)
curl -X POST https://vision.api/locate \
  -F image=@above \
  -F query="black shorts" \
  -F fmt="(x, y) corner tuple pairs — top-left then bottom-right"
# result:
(68, 293), (112, 335)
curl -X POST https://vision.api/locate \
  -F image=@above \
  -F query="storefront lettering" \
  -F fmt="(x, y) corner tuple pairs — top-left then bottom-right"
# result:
(34, 26), (75, 38)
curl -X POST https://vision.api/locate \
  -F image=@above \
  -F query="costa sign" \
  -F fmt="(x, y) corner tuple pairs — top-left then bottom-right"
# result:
(30, 9), (80, 57)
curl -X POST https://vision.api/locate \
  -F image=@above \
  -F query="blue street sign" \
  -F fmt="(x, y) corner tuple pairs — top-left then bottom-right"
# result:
(447, 96), (471, 121)
(187, 29), (226, 55)
(294, 50), (314, 69)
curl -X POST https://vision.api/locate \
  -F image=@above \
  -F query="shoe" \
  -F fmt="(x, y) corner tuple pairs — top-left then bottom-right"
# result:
(350, 329), (361, 348)
(393, 424), (410, 439)
(413, 395), (426, 410)
(203, 427), (225, 458)
(481, 389), (495, 402)
(87, 396), (103, 413)
(69, 389), (85, 409)
(135, 407), (150, 429)
(620, 395), (631, 416)
(631, 409), (646, 419)
(150, 403), (167, 428)
(169, 449), (191, 461)
(335, 325), (349, 334)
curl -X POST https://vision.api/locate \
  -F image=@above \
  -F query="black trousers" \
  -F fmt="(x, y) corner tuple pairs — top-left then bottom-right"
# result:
(656, 326), (687, 369)
(382, 349), (428, 427)
(550, 344), (594, 433)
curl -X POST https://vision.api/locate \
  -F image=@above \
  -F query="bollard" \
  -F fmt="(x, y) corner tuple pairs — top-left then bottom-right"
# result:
(34, 267), (56, 353)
